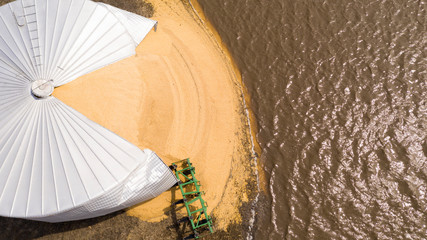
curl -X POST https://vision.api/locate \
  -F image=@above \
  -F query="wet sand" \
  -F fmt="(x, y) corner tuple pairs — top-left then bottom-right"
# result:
(54, 0), (256, 231)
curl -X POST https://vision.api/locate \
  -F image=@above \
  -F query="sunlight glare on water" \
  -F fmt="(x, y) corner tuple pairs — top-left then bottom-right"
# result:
(198, 0), (427, 239)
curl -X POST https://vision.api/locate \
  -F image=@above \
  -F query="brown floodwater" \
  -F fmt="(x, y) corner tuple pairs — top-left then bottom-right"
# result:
(197, 0), (426, 239)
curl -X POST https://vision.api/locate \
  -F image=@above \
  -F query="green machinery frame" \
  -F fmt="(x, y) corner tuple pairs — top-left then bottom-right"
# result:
(170, 159), (214, 239)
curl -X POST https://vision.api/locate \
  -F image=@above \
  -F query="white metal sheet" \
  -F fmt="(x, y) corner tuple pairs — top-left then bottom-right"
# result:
(0, 0), (177, 222)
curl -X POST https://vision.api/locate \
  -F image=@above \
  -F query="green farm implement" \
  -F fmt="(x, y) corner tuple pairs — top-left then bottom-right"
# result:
(170, 159), (214, 239)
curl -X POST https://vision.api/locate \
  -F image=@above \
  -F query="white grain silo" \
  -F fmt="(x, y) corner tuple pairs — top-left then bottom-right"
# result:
(0, 0), (177, 222)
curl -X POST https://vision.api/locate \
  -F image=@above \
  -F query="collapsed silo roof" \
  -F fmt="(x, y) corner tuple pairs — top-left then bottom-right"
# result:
(0, 0), (177, 222)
